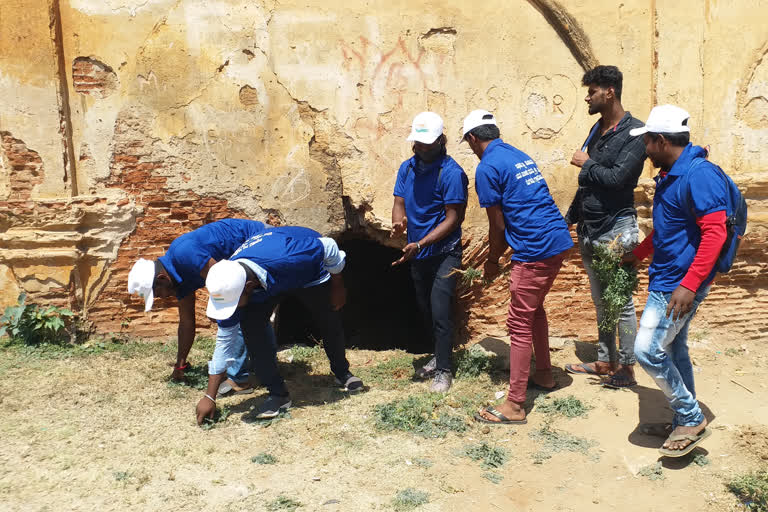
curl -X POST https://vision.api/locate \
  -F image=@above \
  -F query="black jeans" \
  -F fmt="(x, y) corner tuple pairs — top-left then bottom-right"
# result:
(409, 250), (461, 372)
(239, 280), (350, 396)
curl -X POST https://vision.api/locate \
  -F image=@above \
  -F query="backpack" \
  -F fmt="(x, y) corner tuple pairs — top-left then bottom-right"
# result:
(682, 159), (748, 274)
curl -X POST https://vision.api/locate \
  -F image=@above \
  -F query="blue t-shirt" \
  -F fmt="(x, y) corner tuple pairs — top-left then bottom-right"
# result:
(158, 218), (266, 299)
(230, 226), (328, 301)
(648, 143), (727, 293)
(474, 139), (573, 262)
(393, 154), (469, 259)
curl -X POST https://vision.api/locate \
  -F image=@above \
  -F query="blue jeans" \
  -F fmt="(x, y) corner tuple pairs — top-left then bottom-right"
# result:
(579, 216), (639, 365)
(410, 250), (461, 372)
(634, 286), (710, 427)
(224, 324), (276, 383)
(239, 281), (351, 397)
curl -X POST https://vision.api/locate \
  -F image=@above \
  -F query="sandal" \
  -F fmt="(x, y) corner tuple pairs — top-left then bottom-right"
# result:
(474, 406), (527, 425)
(603, 373), (637, 389)
(659, 428), (711, 457)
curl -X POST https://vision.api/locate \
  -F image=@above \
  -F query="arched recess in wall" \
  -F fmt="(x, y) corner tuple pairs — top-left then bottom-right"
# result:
(526, 0), (599, 72)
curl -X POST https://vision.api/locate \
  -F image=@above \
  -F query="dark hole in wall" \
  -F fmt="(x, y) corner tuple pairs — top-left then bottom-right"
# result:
(275, 236), (431, 353)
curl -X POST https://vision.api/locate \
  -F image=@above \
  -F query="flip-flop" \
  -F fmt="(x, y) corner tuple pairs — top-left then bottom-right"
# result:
(474, 406), (527, 425)
(217, 378), (255, 398)
(658, 428), (712, 457)
(527, 379), (558, 392)
(639, 423), (674, 438)
(565, 363), (606, 376)
(603, 374), (637, 389)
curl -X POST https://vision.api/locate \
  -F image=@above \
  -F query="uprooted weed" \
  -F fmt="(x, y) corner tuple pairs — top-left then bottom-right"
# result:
(529, 425), (598, 463)
(374, 393), (468, 438)
(460, 442), (509, 469)
(251, 452), (278, 465)
(200, 407), (231, 430)
(482, 472), (504, 484)
(455, 344), (497, 379)
(591, 240), (639, 333)
(534, 394), (592, 418)
(266, 495), (302, 511)
(637, 462), (665, 481)
(727, 469), (768, 511)
(392, 488), (429, 511)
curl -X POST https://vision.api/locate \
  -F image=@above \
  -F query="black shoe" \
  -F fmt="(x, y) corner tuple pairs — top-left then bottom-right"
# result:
(254, 394), (292, 419)
(415, 356), (437, 380)
(334, 373), (364, 392)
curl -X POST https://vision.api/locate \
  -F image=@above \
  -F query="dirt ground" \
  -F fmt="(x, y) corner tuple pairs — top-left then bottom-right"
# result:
(0, 326), (766, 512)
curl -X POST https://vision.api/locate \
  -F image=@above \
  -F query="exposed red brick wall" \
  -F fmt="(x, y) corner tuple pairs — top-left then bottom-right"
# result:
(72, 57), (117, 98)
(86, 112), (245, 337)
(1, 131), (45, 200)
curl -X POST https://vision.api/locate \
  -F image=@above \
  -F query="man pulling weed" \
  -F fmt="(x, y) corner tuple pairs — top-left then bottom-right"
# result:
(626, 105), (729, 457)
(462, 110), (573, 425)
(128, 218), (274, 396)
(197, 226), (364, 425)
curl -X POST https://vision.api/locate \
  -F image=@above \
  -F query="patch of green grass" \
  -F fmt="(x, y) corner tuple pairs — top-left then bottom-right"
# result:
(200, 407), (231, 430)
(374, 393), (468, 438)
(411, 457), (433, 468)
(724, 348), (741, 357)
(287, 344), (323, 363)
(166, 364), (209, 390)
(0, 335), (170, 363)
(534, 394), (592, 418)
(637, 462), (665, 481)
(482, 472), (504, 484)
(727, 469), (768, 511)
(460, 442), (509, 469)
(266, 495), (302, 511)
(528, 425), (597, 462)
(251, 452), (278, 465)
(392, 488), (429, 511)
(455, 344), (496, 379)
(113, 471), (131, 482)
(194, 335), (217, 353)
(358, 352), (415, 389)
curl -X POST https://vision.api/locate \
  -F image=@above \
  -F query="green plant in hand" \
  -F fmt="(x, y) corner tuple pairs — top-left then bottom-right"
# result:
(591, 240), (638, 333)
(0, 293), (74, 345)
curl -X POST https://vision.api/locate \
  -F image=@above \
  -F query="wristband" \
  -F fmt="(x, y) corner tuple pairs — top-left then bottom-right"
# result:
(416, 241), (421, 251)
(204, 394), (216, 403)
(174, 362), (191, 371)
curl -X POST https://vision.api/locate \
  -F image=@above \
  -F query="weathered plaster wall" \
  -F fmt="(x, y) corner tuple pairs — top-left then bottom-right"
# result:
(0, 0), (766, 341)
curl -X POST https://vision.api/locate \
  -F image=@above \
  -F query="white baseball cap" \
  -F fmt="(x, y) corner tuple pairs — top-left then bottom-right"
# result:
(629, 104), (691, 137)
(406, 111), (444, 144)
(128, 258), (156, 312)
(205, 260), (246, 320)
(461, 109), (497, 141)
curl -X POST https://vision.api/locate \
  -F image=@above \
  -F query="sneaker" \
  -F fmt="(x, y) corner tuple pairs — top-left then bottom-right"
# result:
(430, 370), (453, 393)
(254, 394), (292, 419)
(415, 356), (437, 380)
(335, 373), (364, 393)
(216, 378), (255, 398)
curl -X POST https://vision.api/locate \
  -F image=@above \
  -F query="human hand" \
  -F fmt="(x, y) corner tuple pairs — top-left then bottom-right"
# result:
(391, 217), (408, 238)
(196, 396), (216, 426)
(483, 258), (501, 282)
(392, 242), (420, 266)
(621, 252), (640, 269)
(666, 285), (696, 321)
(571, 150), (589, 167)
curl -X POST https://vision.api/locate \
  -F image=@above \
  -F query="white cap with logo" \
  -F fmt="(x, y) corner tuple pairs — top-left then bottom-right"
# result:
(461, 109), (497, 141)
(128, 258), (156, 312)
(406, 111), (444, 144)
(205, 259), (247, 321)
(629, 104), (691, 137)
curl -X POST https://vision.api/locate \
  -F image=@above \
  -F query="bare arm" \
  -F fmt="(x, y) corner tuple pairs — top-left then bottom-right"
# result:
(483, 205), (508, 280)
(417, 203), (465, 248)
(391, 196), (407, 237)
(173, 292), (196, 379)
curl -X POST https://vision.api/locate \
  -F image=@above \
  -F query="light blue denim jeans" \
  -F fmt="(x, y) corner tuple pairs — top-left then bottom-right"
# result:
(211, 323), (276, 383)
(579, 215), (639, 365)
(634, 286), (710, 427)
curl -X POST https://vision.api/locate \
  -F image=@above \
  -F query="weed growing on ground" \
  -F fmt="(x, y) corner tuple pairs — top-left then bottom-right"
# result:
(637, 462), (665, 481)
(0, 293), (74, 345)
(727, 469), (768, 511)
(411, 457), (433, 468)
(534, 394), (592, 418)
(266, 495), (302, 511)
(392, 488), (429, 511)
(482, 472), (504, 484)
(200, 407), (231, 430)
(461, 442), (509, 469)
(725, 348), (741, 357)
(693, 453), (710, 466)
(591, 241), (639, 333)
(194, 335), (216, 353)
(374, 393), (468, 438)
(166, 364), (209, 390)
(288, 344), (323, 363)
(113, 471), (131, 482)
(455, 344), (497, 379)
(359, 353), (415, 389)
(529, 425), (598, 462)
(251, 452), (278, 464)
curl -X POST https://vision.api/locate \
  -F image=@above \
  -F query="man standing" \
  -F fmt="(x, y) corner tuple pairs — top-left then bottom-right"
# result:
(127, 218), (271, 395)
(197, 226), (363, 424)
(463, 110), (573, 425)
(625, 105), (727, 456)
(391, 111), (469, 393)
(564, 65), (648, 388)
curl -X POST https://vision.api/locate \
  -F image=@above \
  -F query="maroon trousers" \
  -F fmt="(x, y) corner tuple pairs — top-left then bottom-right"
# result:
(505, 251), (566, 403)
